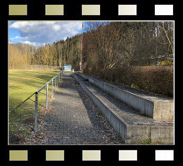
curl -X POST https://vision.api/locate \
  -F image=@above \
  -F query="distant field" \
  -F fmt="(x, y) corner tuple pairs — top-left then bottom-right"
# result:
(9, 69), (60, 143)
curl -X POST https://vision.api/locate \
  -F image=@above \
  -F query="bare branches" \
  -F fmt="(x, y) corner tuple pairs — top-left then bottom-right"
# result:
(9, 21), (174, 71)
(159, 22), (173, 54)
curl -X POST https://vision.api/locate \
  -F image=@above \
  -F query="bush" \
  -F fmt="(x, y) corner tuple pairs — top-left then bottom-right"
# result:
(98, 66), (173, 97)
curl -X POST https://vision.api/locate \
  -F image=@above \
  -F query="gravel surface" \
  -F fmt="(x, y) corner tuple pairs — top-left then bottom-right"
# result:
(24, 72), (124, 145)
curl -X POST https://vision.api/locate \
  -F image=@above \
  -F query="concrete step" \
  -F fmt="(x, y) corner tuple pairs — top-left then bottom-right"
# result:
(73, 74), (173, 144)
(76, 72), (174, 121)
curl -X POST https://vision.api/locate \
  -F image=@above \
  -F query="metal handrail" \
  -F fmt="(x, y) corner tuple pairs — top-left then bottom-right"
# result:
(34, 70), (64, 133)
(36, 72), (61, 93)
(11, 70), (64, 134)
(12, 92), (35, 112)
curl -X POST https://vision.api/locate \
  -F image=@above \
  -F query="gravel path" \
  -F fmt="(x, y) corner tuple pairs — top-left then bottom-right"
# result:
(27, 72), (123, 145)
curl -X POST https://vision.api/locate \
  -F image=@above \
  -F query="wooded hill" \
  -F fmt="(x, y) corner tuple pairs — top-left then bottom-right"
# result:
(9, 21), (173, 71)
(9, 34), (81, 69)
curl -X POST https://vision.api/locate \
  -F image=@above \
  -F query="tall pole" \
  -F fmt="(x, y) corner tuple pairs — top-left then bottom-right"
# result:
(80, 22), (83, 71)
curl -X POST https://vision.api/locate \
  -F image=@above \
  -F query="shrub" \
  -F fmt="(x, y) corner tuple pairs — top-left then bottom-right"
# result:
(96, 66), (173, 97)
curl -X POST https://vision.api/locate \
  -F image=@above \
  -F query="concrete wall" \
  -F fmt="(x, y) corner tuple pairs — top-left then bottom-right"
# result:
(76, 72), (174, 121)
(150, 126), (173, 144)
(74, 74), (173, 144)
(74, 74), (128, 142)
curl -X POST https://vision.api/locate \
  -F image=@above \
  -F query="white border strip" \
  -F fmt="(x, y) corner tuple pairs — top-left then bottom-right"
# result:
(119, 150), (137, 161)
(118, 5), (137, 15)
(155, 150), (174, 161)
(155, 5), (173, 15)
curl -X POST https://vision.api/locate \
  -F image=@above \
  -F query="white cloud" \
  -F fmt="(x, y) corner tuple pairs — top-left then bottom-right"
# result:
(9, 36), (28, 41)
(9, 21), (82, 47)
(53, 24), (61, 31)
(23, 41), (45, 47)
(9, 36), (20, 40)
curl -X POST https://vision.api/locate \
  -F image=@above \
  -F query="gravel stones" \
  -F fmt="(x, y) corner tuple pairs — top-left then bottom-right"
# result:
(25, 73), (124, 145)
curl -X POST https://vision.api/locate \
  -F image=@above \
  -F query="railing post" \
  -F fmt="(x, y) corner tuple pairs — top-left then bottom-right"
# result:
(56, 77), (57, 87)
(55, 77), (57, 92)
(51, 79), (53, 98)
(46, 84), (48, 108)
(34, 92), (38, 133)
(33, 72), (64, 134)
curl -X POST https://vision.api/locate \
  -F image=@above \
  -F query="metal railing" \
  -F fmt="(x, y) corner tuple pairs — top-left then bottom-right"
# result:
(11, 70), (64, 134)
(34, 70), (64, 133)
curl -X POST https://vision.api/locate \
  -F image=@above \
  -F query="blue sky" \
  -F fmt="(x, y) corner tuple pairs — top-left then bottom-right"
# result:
(9, 21), (22, 43)
(9, 21), (83, 47)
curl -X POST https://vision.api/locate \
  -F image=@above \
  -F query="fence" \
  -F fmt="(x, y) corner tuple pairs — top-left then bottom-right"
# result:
(27, 65), (60, 70)
(12, 70), (64, 134)
(10, 65), (60, 70)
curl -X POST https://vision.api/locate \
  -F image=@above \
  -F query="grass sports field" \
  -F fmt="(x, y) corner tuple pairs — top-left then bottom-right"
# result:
(9, 69), (61, 144)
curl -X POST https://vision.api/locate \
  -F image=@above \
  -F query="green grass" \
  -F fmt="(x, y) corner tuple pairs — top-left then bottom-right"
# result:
(9, 69), (61, 143)
(139, 139), (164, 145)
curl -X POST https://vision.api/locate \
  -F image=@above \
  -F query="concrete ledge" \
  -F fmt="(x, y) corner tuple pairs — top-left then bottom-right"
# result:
(76, 72), (174, 121)
(74, 74), (173, 144)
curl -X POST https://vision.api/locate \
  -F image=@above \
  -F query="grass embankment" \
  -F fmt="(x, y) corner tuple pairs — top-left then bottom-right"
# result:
(9, 69), (60, 144)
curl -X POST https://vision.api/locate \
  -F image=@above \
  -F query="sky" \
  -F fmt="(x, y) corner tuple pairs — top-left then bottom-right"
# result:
(9, 21), (83, 48)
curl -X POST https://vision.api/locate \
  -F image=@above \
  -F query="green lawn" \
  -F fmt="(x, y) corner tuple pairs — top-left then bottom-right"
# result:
(9, 69), (61, 143)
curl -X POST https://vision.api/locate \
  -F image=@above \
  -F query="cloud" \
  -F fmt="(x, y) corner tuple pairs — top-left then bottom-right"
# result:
(9, 36), (28, 41)
(23, 41), (46, 47)
(9, 36), (20, 40)
(9, 21), (82, 47)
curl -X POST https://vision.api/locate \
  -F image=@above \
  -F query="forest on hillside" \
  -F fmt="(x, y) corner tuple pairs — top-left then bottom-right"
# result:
(9, 21), (173, 71)
(9, 34), (81, 69)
